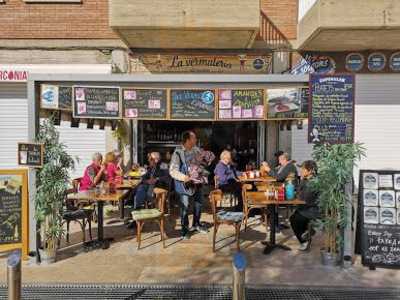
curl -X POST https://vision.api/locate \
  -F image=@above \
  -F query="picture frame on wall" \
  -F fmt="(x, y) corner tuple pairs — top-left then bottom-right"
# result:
(379, 190), (396, 208)
(363, 172), (379, 189)
(363, 189), (379, 207)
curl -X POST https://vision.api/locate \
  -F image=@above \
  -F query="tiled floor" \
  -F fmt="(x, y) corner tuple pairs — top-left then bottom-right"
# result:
(1, 204), (399, 288)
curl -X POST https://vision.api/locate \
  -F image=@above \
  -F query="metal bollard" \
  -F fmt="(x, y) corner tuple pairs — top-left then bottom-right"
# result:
(7, 250), (21, 300)
(232, 252), (246, 300)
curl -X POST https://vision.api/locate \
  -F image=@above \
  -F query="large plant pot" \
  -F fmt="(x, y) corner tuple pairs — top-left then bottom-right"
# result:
(39, 247), (56, 265)
(320, 248), (339, 266)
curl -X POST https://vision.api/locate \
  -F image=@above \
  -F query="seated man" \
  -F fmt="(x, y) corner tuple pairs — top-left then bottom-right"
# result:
(79, 152), (105, 191)
(134, 152), (169, 209)
(290, 160), (319, 251)
(262, 152), (298, 185)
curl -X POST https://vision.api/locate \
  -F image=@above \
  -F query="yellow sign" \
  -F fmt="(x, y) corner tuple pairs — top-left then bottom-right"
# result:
(129, 54), (273, 74)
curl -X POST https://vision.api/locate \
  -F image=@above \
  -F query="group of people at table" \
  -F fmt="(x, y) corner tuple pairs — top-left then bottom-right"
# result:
(78, 131), (319, 252)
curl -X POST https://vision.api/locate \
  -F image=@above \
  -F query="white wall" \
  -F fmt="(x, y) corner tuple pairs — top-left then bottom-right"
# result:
(298, 0), (317, 21)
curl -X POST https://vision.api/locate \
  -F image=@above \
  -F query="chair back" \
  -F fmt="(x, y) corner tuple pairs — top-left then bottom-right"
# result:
(153, 188), (168, 215)
(72, 177), (82, 192)
(209, 189), (223, 221)
(242, 184), (252, 212)
(214, 175), (219, 189)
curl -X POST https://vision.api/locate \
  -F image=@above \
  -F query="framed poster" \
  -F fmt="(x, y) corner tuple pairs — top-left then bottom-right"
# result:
(18, 143), (44, 168)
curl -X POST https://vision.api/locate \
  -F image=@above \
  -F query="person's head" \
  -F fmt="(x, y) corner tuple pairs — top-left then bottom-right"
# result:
(182, 131), (197, 150)
(300, 160), (317, 178)
(165, 151), (172, 162)
(105, 152), (116, 165)
(220, 150), (232, 165)
(92, 152), (103, 167)
(148, 152), (161, 166)
(278, 152), (290, 166)
(113, 150), (122, 160)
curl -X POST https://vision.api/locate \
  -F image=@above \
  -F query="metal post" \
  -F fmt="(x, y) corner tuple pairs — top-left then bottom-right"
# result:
(232, 252), (246, 300)
(7, 250), (21, 300)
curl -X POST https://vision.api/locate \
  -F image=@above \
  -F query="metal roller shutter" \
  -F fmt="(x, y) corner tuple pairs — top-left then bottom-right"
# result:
(291, 120), (313, 165)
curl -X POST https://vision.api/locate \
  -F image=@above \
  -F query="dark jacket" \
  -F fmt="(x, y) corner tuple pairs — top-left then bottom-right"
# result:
(214, 161), (239, 187)
(142, 162), (170, 190)
(297, 177), (320, 219)
(269, 161), (298, 186)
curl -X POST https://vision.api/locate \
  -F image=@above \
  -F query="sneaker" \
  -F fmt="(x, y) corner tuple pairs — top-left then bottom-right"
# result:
(301, 228), (316, 241)
(182, 233), (191, 240)
(190, 225), (208, 234)
(298, 241), (310, 251)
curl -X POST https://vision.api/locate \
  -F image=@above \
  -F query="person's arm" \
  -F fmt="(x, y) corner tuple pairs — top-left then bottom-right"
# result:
(93, 165), (105, 186)
(169, 151), (189, 182)
(214, 163), (227, 185)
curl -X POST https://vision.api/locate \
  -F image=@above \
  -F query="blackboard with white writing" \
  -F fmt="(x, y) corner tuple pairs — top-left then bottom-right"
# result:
(0, 179), (22, 244)
(170, 89), (216, 120)
(218, 89), (265, 120)
(18, 143), (43, 167)
(308, 74), (354, 144)
(73, 86), (121, 119)
(122, 88), (167, 119)
(59, 86), (72, 111)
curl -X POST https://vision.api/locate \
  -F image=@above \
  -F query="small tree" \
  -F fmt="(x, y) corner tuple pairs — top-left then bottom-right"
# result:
(311, 143), (365, 257)
(35, 117), (75, 258)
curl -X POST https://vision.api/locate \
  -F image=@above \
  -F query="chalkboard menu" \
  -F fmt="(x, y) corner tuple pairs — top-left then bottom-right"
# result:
(0, 169), (29, 259)
(73, 86), (121, 119)
(218, 89), (265, 120)
(358, 170), (400, 269)
(59, 86), (72, 110)
(170, 89), (215, 120)
(40, 85), (72, 111)
(122, 88), (167, 119)
(267, 87), (308, 119)
(18, 143), (44, 167)
(309, 74), (354, 144)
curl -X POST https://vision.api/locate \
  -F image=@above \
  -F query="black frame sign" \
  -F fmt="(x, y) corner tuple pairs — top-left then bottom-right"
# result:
(170, 89), (216, 120)
(358, 169), (400, 269)
(267, 87), (308, 119)
(218, 89), (265, 120)
(308, 74), (355, 144)
(18, 143), (44, 167)
(73, 86), (121, 119)
(40, 85), (72, 111)
(122, 88), (168, 119)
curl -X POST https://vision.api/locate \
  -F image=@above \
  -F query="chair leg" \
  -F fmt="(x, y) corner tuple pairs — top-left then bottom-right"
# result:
(80, 220), (86, 243)
(235, 223), (241, 251)
(66, 221), (70, 244)
(213, 223), (219, 252)
(244, 216), (248, 232)
(88, 217), (93, 240)
(136, 221), (143, 250)
(159, 218), (166, 248)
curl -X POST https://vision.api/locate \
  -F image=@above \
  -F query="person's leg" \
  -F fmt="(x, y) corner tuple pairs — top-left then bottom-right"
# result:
(192, 189), (203, 227)
(145, 184), (155, 205)
(134, 184), (148, 209)
(290, 210), (310, 243)
(179, 194), (190, 237)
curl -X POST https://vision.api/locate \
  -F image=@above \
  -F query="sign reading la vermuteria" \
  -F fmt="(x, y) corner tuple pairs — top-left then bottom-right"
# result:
(129, 54), (272, 74)
(267, 87), (309, 119)
(73, 86), (121, 119)
(309, 74), (355, 144)
(122, 88), (167, 119)
(218, 89), (265, 120)
(40, 84), (72, 111)
(18, 143), (44, 167)
(0, 169), (29, 259)
(170, 89), (216, 120)
(357, 170), (400, 269)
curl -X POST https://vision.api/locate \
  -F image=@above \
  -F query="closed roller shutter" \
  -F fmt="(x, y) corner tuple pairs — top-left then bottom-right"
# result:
(291, 120), (313, 165)
(0, 83), (28, 168)
(354, 74), (400, 188)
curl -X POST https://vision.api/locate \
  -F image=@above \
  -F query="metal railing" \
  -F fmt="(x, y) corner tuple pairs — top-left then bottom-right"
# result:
(259, 10), (292, 50)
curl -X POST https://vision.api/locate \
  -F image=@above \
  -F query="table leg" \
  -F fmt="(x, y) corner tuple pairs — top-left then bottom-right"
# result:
(83, 201), (112, 251)
(263, 204), (291, 255)
(119, 199), (125, 219)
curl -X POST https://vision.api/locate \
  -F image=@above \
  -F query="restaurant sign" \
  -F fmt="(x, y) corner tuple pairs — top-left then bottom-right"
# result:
(129, 54), (272, 74)
(0, 70), (28, 82)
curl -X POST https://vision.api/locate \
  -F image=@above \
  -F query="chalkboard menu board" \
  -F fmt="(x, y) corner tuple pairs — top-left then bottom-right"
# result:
(122, 88), (167, 119)
(73, 86), (121, 119)
(18, 143), (44, 167)
(59, 86), (72, 111)
(218, 89), (265, 120)
(170, 89), (215, 120)
(358, 170), (400, 269)
(0, 169), (29, 259)
(267, 87), (308, 119)
(40, 85), (72, 111)
(309, 74), (354, 144)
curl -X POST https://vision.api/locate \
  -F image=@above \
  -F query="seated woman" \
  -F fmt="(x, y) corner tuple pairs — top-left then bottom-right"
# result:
(214, 150), (243, 211)
(289, 160), (319, 251)
(104, 151), (123, 184)
(79, 152), (106, 191)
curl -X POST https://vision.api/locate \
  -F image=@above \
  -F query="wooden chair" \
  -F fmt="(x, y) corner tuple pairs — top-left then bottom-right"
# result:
(214, 175), (236, 207)
(209, 189), (243, 252)
(131, 188), (168, 249)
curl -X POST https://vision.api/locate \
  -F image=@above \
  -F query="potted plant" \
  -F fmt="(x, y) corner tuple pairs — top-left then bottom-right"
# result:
(35, 118), (75, 264)
(311, 143), (365, 266)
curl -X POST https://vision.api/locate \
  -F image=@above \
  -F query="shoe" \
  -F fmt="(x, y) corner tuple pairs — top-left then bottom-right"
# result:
(182, 234), (191, 240)
(298, 241), (310, 251)
(301, 228), (316, 241)
(190, 225), (208, 234)
(126, 222), (136, 229)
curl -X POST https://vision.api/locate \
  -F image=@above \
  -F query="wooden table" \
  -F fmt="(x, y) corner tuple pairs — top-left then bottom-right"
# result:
(245, 190), (305, 254)
(67, 190), (129, 250)
(116, 179), (141, 219)
(238, 176), (277, 183)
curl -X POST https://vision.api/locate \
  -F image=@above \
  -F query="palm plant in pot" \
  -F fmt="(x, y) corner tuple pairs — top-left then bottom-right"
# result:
(311, 143), (365, 266)
(35, 118), (75, 264)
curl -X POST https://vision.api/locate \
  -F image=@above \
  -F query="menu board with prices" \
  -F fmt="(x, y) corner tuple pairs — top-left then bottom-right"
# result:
(73, 86), (121, 119)
(0, 169), (29, 259)
(267, 87), (308, 119)
(358, 170), (400, 269)
(309, 74), (355, 144)
(40, 84), (72, 111)
(170, 89), (216, 120)
(218, 89), (265, 120)
(18, 143), (44, 167)
(122, 88), (168, 119)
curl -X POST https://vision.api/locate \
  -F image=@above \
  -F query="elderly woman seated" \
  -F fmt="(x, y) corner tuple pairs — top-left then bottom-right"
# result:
(214, 150), (243, 211)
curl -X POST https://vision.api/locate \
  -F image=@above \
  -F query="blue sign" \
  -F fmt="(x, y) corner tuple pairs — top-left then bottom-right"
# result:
(290, 54), (336, 75)
(390, 52), (400, 72)
(345, 53), (364, 72)
(201, 91), (214, 104)
(253, 58), (265, 70)
(368, 53), (386, 72)
(309, 74), (355, 144)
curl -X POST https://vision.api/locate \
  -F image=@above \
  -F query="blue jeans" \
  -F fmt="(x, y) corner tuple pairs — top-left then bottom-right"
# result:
(179, 189), (203, 236)
(134, 184), (154, 209)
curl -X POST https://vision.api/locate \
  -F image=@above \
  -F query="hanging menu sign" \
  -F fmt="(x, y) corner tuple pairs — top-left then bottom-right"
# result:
(170, 89), (215, 120)
(73, 86), (120, 119)
(308, 74), (354, 144)
(122, 88), (167, 119)
(18, 143), (44, 167)
(358, 170), (400, 269)
(0, 169), (29, 259)
(218, 89), (264, 120)
(267, 87), (308, 119)
(58, 86), (72, 111)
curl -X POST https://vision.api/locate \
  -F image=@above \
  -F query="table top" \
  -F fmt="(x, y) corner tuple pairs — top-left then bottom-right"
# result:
(117, 179), (141, 189)
(238, 176), (276, 183)
(67, 189), (129, 202)
(245, 191), (305, 206)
